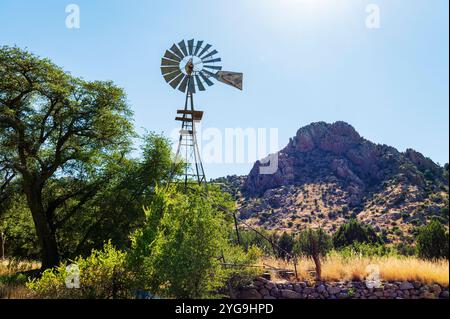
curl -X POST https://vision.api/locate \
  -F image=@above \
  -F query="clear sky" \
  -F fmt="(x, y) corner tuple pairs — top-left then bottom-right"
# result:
(0, 0), (448, 178)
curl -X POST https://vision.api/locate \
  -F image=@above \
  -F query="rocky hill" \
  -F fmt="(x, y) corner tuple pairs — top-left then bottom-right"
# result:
(216, 121), (449, 243)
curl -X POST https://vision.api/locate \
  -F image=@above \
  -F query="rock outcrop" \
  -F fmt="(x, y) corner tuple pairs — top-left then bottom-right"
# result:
(216, 121), (448, 242)
(243, 121), (445, 197)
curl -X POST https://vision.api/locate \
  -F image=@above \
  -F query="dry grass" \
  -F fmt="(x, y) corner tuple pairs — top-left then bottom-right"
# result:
(0, 259), (40, 299)
(0, 259), (40, 276)
(259, 253), (449, 286)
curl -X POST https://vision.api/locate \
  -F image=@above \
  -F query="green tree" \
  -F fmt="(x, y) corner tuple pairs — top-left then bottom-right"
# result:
(0, 46), (134, 268)
(277, 232), (294, 260)
(295, 228), (332, 280)
(55, 132), (175, 259)
(416, 219), (449, 260)
(333, 219), (381, 248)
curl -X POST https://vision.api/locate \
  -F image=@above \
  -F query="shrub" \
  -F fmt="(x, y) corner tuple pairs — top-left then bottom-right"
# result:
(396, 242), (416, 257)
(127, 185), (257, 299)
(416, 220), (449, 260)
(338, 242), (396, 258)
(333, 219), (382, 248)
(27, 241), (129, 298)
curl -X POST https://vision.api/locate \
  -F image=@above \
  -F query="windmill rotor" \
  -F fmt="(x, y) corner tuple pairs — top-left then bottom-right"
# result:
(161, 39), (243, 93)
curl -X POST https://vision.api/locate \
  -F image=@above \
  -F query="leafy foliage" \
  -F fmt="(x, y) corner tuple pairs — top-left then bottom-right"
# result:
(416, 220), (449, 260)
(277, 232), (294, 260)
(127, 186), (258, 298)
(333, 219), (382, 248)
(0, 194), (38, 259)
(295, 228), (332, 280)
(231, 228), (276, 256)
(295, 228), (332, 258)
(27, 241), (129, 298)
(1, 46), (135, 268)
(55, 132), (175, 259)
(337, 242), (396, 258)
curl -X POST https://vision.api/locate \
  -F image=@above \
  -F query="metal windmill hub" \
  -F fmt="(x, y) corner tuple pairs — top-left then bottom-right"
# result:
(161, 38), (243, 93)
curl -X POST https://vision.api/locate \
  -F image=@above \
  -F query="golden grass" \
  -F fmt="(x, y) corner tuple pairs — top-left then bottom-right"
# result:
(0, 259), (40, 276)
(0, 259), (40, 299)
(259, 253), (449, 286)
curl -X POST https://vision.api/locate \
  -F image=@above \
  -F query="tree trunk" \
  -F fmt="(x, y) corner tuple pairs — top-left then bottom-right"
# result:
(23, 178), (59, 269)
(312, 254), (322, 281)
(310, 233), (322, 281)
(0, 232), (5, 260)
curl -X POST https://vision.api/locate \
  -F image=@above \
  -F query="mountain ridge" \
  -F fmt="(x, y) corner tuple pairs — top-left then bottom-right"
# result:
(216, 121), (449, 243)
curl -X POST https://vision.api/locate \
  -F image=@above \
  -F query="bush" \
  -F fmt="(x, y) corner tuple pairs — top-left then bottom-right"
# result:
(338, 242), (396, 258)
(27, 241), (129, 298)
(127, 185), (258, 299)
(396, 242), (416, 257)
(416, 220), (449, 260)
(333, 219), (382, 248)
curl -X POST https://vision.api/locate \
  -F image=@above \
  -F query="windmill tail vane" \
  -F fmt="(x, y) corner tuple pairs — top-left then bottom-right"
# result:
(161, 39), (243, 191)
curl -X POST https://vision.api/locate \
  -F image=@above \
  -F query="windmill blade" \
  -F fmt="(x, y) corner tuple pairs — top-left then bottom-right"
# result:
(164, 50), (181, 62)
(169, 73), (185, 90)
(170, 44), (185, 59)
(178, 40), (189, 56)
(195, 75), (206, 91)
(161, 58), (179, 67)
(178, 75), (190, 92)
(187, 39), (194, 55)
(216, 71), (243, 90)
(163, 70), (182, 83)
(161, 66), (180, 75)
(197, 44), (212, 58)
(204, 65), (222, 71)
(199, 71), (215, 86)
(194, 40), (203, 55)
(202, 57), (221, 64)
(201, 49), (218, 60)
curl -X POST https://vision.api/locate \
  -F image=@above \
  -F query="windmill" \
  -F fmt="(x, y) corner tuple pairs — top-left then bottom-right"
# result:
(161, 39), (243, 190)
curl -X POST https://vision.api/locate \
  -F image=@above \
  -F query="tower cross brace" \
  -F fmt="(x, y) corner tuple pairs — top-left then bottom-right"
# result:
(170, 75), (207, 191)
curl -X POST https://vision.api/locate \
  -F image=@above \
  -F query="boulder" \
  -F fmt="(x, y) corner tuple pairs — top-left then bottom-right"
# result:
(327, 286), (341, 295)
(238, 288), (262, 299)
(280, 289), (303, 299)
(399, 281), (414, 290)
(316, 284), (326, 294)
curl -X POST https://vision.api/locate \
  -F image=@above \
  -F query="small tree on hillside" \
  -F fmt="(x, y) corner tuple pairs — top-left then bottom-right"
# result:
(333, 219), (381, 248)
(295, 228), (332, 280)
(416, 219), (449, 260)
(277, 232), (294, 260)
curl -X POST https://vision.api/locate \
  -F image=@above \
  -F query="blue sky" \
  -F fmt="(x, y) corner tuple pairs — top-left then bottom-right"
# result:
(0, 0), (448, 178)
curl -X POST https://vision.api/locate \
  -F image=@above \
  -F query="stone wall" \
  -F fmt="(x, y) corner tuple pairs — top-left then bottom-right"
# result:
(235, 277), (449, 299)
